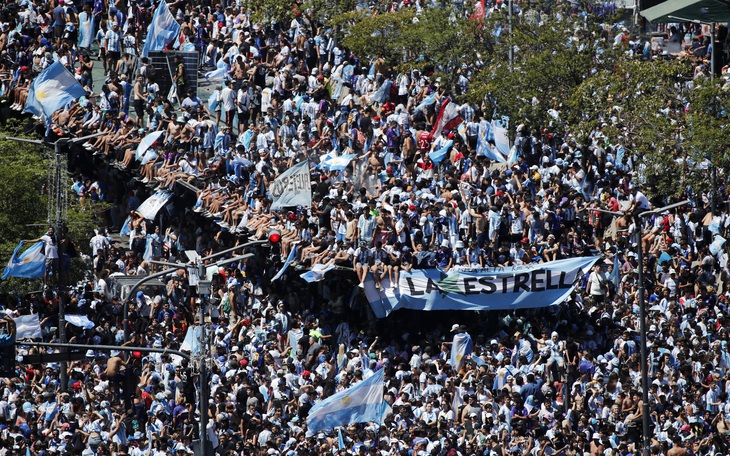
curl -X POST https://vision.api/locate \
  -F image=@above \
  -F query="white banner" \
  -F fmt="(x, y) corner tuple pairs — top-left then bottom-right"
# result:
(269, 161), (312, 210)
(136, 190), (173, 220)
(13, 314), (42, 339)
(364, 256), (600, 318)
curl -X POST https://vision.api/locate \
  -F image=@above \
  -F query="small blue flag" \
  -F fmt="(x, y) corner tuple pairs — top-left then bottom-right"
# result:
(429, 140), (453, 164)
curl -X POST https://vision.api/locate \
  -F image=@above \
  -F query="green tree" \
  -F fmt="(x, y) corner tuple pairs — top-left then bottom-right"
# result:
(567, 57), (692, 198)
(681, 82), (730, 204)
(0, 138), (50, 295)
(331, 7), (484, 80)
(0, 138), (98, 296)
(468, 12), (606, 132)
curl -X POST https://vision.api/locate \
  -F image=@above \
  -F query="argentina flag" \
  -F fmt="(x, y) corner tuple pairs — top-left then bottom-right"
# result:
(450, 332), (473, 371)
(2, 241), (45, 280)
(272, 246), (297, 282)
(24, 61), (87, 119)
(491, 117), (511, 159)
(477, 120), (506, 162)
(141, 0), (181, 57)
(321, 153), (357, 171)
(306, 368), (386, 434)
(429, 140), (453, 164)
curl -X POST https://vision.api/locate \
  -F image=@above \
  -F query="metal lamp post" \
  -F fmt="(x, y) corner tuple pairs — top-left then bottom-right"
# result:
(5, 132), (105, 391)
(595, 199), (689, 456)
(132, 246), (261, 455)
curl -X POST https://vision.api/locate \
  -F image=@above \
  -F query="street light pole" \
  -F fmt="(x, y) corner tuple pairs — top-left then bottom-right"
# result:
(5, 132), (105, 392)
(634, 200), (688, 456)
(594, 200), (688, 456)
(635, 223), (650, 456)
(197, 260), (209, 456)
(136, 251), (254, 456)
(53, 141), (68, 392)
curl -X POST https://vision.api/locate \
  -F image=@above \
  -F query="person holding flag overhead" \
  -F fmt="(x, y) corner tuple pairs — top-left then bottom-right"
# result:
(24, 227), (59, 287)
(306, 368), (386, 435)
(141, 0), (181, 57)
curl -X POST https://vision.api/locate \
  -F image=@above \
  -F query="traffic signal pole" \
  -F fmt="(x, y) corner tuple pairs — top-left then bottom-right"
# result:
(17, 341), (191, 361)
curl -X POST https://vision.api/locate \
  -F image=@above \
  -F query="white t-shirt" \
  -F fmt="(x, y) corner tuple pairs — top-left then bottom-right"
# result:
(40, 234), (58, 259)
(587, 270), (607, 296)
(219, 86), (236, 112)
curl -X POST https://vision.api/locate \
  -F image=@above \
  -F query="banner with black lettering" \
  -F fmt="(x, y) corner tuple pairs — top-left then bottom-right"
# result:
(364, 256), (599, 318)
(269, 160), (312, 210)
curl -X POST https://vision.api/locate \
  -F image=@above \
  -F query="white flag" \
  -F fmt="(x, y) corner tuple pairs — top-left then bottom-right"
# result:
(269, 161), (312, 210)
(13, 314), (42, 339)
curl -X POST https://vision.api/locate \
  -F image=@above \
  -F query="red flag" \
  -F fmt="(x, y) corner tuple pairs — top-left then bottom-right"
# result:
(470, 0), (486, 20)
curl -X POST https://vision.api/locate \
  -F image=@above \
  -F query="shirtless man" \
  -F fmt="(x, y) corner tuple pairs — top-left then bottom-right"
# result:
(104, 354), (127, 399)
(164, 114), (183, 145)
(667, 436), (688, 456)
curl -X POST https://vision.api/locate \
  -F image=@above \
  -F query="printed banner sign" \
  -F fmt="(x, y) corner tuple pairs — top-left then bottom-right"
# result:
(136, 191), (173, 220)
(270, 161), (311, 210)
(364, 256), (599, 318)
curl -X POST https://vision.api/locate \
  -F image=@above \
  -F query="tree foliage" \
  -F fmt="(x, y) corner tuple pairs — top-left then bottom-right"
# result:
(0, 138), (98, 296)
(468, 11), (609, 131)
(331, 7), (484, 78)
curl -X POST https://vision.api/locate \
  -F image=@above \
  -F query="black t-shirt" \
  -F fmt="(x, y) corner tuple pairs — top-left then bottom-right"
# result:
(254, 64), (266, 87)
(318, 203), (333, 228)
(360, 116), (372, 136)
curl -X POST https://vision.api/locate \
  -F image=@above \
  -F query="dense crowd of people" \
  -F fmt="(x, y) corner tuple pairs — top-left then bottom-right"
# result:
(1, 0), (730, 455)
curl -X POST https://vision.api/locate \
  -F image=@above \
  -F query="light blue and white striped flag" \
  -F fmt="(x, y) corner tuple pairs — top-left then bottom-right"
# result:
(205, 58), (229, 80)
(181, 326), (203, 356)
(239, 129), (254, 151)
(450, 332), (473, 371)
(65, 314), (95, 329)
(477, 120), (506, 162)
(415, 91), (437, 112)
(288, 328), (303, 358)
(321, 154), (357, 171)
(491, 117), (511, 159)
(470, 354), (487, 367)
(24, 61), (86, 119)
(2, 241), (45, 280)
(300, 264), (335, 283)
(337, 428), (345, 450)
(610, 252), (621, 290)
(306, 368), (386, 435)
(429, 140), (453, 164)
(272, 246), (297, 281)
(13, 314), (42, 339)
(370, 79), (391, 105)
(141, 0), (181, 57)
(120, 216), (132, 236)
